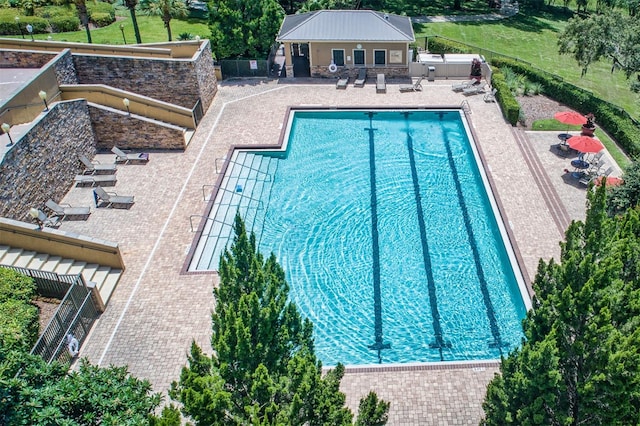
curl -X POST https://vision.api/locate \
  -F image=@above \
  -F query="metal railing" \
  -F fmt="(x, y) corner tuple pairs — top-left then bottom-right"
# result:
(1, 266), (102, 364)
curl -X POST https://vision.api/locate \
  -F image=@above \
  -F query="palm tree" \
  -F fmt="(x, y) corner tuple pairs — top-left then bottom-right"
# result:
(139, 0), (188, 41)
(124, 0), (143, 43)
(73, 0), (92, 43)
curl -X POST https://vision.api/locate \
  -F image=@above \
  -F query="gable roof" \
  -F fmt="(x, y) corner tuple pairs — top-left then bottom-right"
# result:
(277, 10), (415, 43)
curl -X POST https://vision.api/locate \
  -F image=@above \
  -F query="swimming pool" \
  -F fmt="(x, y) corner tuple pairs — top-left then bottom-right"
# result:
(191, 109), (530, 366)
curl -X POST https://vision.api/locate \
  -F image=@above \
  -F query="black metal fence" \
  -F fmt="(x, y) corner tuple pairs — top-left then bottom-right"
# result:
(219, 59), (270, 79)
(1, 266), (102, 364)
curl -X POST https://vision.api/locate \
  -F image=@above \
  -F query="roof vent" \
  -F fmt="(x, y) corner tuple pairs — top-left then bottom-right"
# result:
(384, 13), (389, 19)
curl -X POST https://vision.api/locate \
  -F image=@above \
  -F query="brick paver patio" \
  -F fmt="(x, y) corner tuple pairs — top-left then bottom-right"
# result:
(57, 78), (594, 424)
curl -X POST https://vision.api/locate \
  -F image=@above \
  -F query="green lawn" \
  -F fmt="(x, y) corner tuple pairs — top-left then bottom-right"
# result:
(415, 10), (640, 121)
(30, 14), (210, 45)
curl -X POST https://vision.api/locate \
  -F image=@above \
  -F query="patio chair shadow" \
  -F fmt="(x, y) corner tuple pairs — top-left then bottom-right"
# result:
(548, 145), (579, 159)
(561, 171), (588, 189)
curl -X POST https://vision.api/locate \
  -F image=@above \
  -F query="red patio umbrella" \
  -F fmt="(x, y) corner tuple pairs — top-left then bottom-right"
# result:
(567, 135), (604, 153)
(554, 111), (587, 126)
(595, 176), (624, 187)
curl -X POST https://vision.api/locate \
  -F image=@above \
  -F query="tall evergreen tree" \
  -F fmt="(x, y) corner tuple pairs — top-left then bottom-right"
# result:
(171, 214), (389, 425)
(481, 185), (640, 425)
(73, 0), (92, 43)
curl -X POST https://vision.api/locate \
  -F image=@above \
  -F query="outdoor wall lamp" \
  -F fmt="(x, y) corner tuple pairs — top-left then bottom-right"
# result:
(38, 90), (48, 111)
(119, 24), (127, 44)
(123, 98), (130, 115)
(15, 17), (24, 39)
(2, 122), (13, 147)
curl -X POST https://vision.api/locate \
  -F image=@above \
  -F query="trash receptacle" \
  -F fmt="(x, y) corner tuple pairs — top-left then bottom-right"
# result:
(428, 66), (436, 81)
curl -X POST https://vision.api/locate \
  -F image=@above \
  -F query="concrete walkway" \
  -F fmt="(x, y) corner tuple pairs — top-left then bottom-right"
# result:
(57, 78), (587, 424)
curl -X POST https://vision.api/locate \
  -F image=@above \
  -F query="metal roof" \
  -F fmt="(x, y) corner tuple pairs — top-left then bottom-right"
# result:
(277, 10), (415, 42)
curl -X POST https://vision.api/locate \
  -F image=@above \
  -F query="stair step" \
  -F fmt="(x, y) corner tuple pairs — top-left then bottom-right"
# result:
(26, 253), (49, 270)
(1, 248), (24, 266)
(41, 256), (62, 272)
(0, 245), (10, 263)
(99, 269), (122, 304)
(66, 261), (87, 276)
(81, 263), (100, 283)
(13, 251), (37, 268)
(89, 266), (110, 288)
(54, 258), (75, 275)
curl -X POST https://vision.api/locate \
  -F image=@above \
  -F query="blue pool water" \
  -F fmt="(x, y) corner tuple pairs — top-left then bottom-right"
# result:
(193, 109), (529, 366)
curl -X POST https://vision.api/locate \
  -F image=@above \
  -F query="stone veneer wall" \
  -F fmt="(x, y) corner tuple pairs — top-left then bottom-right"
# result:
(52, 49), (79, 85)
(311, 66), (409, 79)
(193, 43), (217, 111)
(0, 50), (56, 68)
(89, 105), (186, 151)
(72, 54), (217, 111)
(0, 100), (96, 220)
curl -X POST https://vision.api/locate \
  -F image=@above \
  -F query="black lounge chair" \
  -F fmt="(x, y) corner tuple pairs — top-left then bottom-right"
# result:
(354, 68), (367, 88)
(93, 187), (134, 209)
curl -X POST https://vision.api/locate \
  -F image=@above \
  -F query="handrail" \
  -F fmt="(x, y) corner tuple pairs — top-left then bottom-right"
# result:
(460, 100), (471, 114)
(60, 84), (196, 129)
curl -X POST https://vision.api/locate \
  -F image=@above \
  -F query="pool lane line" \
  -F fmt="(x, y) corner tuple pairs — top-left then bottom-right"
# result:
(402, 112), (450, 361)
(440, 123), (505, 355)
(365, 112), (391, 362)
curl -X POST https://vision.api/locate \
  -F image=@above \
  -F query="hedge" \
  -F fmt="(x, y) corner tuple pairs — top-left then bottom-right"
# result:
(0, 269), (39, 354)
(0, 268), (36, 304)
(87, 1), (116, 20)
(490, 57), (640, 157)
(49, 16), (80, 33)
(0, 15), (49, 35)
(490, 71), (520, 125)
(0, 299), (39, 353)
(91, 12), (115, 28)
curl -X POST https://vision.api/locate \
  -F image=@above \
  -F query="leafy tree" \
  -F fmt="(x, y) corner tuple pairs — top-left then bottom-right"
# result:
(481, 185), (640, 425)
(208, 0), (284, 59)
(0, 353), (168, 425)
(170, 214), (390, 425)
(558, 11), (640, 92)
(140, 0), (188, 41)
(124, 0), (143, 43)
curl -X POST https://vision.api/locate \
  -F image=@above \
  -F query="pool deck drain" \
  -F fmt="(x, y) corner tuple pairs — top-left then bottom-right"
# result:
(56, 79), (592, 425)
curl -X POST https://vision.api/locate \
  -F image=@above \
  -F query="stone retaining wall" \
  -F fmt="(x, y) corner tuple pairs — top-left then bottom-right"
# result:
(312, 66), (409, 79)
(0, 100), (96, 220)
(0, 50), (56, 68)
(193, 43), (217, 111)
(89, 105), (186, 151)
(52, 50), (79, 85)
(73, 53), (217, 111)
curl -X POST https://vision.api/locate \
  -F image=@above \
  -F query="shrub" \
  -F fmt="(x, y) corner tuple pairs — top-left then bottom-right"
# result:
(0, 14), (48, 35)
(90, 11), (114, 27)
(424, 36), (469, 54)
(0, 299), (39, 352)
(490, 57), (640, 157)
(0, 268), (36, 303)
(87, 1), (115, 20)
(35, 4), (75, 19)
(49, 15), (79, 32)
(491, 71), (521, 126)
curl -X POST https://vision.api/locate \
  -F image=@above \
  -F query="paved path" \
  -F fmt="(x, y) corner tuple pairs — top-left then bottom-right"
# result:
(58, 79), (585, 424)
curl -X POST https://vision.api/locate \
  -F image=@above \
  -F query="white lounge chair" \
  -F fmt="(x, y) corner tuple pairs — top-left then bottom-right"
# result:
(399, 76), (424, 92)
(29, 208), (61, 228)
(45, 199), (91, 221)
(451, 80), (475, 92)
(74, 174), (117, 187)
(483, 88), (498, 102)
(111, 146), (149, 164)
(93, 187), (134, 209)
(78, 154), (117, 175)
(376, 73), (386, 94)
(463, 84), (488, 96)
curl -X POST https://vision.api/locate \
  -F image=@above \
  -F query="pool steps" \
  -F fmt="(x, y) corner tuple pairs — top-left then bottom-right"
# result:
(192, 151), (279, 270)
(0, 245), (122, 304)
